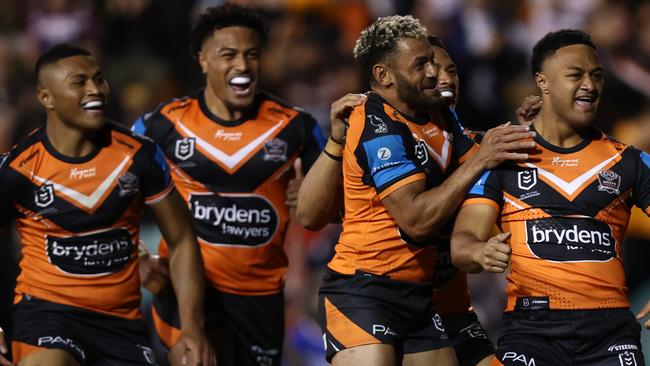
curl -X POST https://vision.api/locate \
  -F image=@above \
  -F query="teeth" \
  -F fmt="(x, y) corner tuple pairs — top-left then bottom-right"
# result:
(440, 91), (454, 98)
(230, 76), (251, 85)
(82, 100), (104, 109)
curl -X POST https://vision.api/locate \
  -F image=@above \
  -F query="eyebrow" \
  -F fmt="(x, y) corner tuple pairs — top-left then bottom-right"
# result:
(565, 66), (603, 73)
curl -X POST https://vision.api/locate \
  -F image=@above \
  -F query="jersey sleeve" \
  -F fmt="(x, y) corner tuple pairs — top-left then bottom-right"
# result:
(131, 103), (175, 144)
(353, 109), (425, 200)
(447, 107), (479, 164)
(463, 168), (503, 212)
(633, 149), (650, 215)
(297, 112), (326, 173)
(0, 153), (16, 223)
(137, 141), (175, 205)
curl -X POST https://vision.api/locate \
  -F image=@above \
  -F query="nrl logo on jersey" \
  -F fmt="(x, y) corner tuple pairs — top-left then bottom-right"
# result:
(368, 115), (388, 134)
(263, 138), (287, 162)
(597, 170), (621, 195)
(175, 137), (195, 161)
(35, 184), (55, 207)
(414, 140), (429, 165)
(518, 170), (537, 190)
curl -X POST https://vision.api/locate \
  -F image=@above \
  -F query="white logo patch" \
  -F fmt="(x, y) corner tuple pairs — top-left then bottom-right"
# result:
(377, 147), (392, 160)
(619, 351), (637, 366)
(69, 167), (96, 179)
(263, 138), (287, 162)
(175, 137), (196, 161)
(368, 115), (388, 134)
(518, 170), (537, 191)
(597, 170), (621, 195)
(432, 314), (445, 332)
(551, 157), (580, 167)
(35, 184), (55, 207)
(214, 129), (242, 141)
(414, 140), (428, 165)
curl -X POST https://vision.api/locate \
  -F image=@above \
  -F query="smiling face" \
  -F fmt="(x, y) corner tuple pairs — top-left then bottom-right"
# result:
(389, 37), (438, 113)
(537, 44), (603, 128)
(37, 55), (109, 131)
(432, 46), (459, 107)
(199, 26), (261, 113)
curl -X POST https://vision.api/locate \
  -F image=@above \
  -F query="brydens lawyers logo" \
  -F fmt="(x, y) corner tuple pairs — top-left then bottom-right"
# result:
(175, 137), (195, 161)
(518, 170), (537, 190)
(597, 169), (621, 195)
(35, 184), (55, 207)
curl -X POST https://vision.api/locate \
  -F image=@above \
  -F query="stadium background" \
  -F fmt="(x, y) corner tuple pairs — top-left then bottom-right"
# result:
(0, 0), (649, 364)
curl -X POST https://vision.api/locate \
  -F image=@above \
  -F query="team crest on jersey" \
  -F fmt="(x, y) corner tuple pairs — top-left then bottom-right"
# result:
(518, 170), (537, 191)
(263, 138), (287, 162)
(35, 184), (55, 207)
(368, 115), (388, 134)
(597, 170), (621, 195)
(414, 140), (429, 165)
(175, 137), (195, 161)
(118, 171), (140, 197)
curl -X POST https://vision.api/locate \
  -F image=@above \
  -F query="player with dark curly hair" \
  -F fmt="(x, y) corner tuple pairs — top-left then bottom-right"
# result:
(133, 4), (325, 366)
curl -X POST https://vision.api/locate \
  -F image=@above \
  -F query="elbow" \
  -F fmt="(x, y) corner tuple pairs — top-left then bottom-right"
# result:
(450, 235), (481, 273)
(296, 206), (327, 231)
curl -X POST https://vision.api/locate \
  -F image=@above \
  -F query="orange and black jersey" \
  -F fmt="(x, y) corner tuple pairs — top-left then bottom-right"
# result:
(464, 126), (650, 311)
(0, 122), (173, 319)
(133, 90), (325, 295)
(329, 92), (477, 282)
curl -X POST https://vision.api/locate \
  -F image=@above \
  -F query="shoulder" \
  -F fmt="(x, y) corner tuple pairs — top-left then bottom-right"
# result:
(258, 90), (316, 124)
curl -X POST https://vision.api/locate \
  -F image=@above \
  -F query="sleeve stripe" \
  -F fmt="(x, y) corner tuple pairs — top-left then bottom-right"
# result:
(145, 183), (175, 205)
(462, 197), (499, 212)
(378, 173), (426, 200)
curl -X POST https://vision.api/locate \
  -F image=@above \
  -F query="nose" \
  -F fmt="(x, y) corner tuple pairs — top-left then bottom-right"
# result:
(233, 53), (250, 72)
(438, 69), (450, 86)
(425, 61), (437, 79)
(86, 79), (103, 95)
(580, 75), (595, 91)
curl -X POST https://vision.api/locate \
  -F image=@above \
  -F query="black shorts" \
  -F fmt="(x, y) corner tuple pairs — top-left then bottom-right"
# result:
(152, 286), (284, 366)
(318, 269), (450, 362)
(494, 308), (645, 366)
(443, 312), (494, 366)
(12, 295), (156, 365)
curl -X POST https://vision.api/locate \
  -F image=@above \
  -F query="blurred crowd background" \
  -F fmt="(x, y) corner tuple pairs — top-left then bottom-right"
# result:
(0, 0), (649, 364)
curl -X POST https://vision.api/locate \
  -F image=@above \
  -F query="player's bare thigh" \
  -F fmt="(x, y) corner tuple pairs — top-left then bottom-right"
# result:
(331, 344), (396, 366)
(402, 346), (458, 366)
(17, 348), (80, 366)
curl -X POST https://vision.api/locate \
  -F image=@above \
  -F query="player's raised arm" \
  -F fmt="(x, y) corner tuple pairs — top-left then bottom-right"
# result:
(150, 189), (216, 366)
(296, 93), (366, 230)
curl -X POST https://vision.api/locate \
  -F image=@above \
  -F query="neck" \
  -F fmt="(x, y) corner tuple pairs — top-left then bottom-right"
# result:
(204, 85), (245, 121)
(46, 115), (99, 158)
(533, 107), (591, 148)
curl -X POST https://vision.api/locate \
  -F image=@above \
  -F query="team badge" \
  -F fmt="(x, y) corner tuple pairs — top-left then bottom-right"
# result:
(263, 138), (287, 162)
(414, 140), (429, 165)
(175, 137), (195, 161)
(368, 115), (388, 134)
(35, 184), (55, 207)
(518, 170), (537, 191)
(597, 170), (621, 195)
(118, 172), (140, 197)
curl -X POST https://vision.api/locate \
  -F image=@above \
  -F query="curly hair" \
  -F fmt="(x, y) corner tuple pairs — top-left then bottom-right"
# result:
(531, 29), (596, 75)
(190, 4), (268, 57)
(353, 15), (427, 79)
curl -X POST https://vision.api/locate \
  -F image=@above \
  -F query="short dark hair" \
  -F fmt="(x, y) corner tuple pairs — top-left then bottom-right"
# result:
(427, 35), (447, 51)
(531, 29), (596, 75)
(190, 4), (268, 56)
(35, 43), (92, 80)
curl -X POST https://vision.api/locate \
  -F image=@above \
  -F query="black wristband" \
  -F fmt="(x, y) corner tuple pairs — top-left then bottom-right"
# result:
(323, 149), (342, 161)
(329, 135), (345, 145)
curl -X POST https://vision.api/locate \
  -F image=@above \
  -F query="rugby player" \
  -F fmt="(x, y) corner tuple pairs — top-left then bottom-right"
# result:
(0, 44), (214, 366)
(132, 4), (324, 366)
(452, 29), (650, 365)
(312, 16), (535, 365)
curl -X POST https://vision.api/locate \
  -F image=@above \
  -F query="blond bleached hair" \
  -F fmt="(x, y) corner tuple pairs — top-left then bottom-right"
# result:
(353, 15), (427, 77)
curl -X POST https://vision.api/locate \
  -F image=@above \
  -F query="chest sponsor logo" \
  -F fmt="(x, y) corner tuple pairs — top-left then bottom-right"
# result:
(597, 169), (621, 195)
(118, 171), (139, 197)
(214, 129), (242, 141)
(377, 147), (392, 161)
(190, 193), (279, 247)
(525, 218), (615, 261)
(414, 140), (429, 165)
(175, 137), (195, 161)
(263, 138), (287, 162)
(46, 228), (134, 275)
(35, 184), (55, 208)
(368, 114), (388, 134)
(518, 170), (537, 190)
(69, 167), (96, 179)
(551, 157), (579, 167)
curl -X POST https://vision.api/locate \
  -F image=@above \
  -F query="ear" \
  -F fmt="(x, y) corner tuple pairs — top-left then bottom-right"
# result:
(198, 51), (208, 74)
(372, 63), (393, 88)
(535, 72), (549, 94)
(36, 87), (55, 110)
